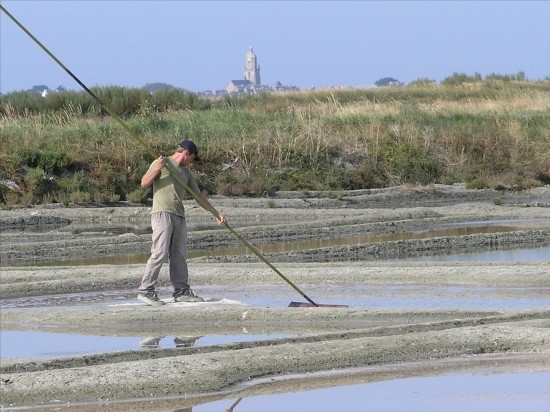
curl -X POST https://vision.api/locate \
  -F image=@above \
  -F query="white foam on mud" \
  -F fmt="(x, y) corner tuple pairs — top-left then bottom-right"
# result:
(111, 298), (248, 307)
(168, 298), (248, 306)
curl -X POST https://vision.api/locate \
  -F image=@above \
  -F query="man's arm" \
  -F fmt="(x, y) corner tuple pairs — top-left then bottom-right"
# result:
(194, 192), (226, 225)
(141, 156), (166, 188)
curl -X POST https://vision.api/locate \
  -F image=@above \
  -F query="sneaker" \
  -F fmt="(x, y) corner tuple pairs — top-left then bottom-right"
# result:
(173, 288), (205, 302)
(137, 291), (165, 306)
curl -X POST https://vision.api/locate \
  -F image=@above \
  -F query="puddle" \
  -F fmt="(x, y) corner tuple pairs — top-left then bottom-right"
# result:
(192, 372), (550, 412)
(13, 219), (549, 267)
(33, 245), (550, 267)
(0, 331), (140, 359)
(0, 330), (293, 359)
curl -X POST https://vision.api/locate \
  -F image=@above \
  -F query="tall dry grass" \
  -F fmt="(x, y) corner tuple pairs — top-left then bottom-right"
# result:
(0, 81), (549, 205)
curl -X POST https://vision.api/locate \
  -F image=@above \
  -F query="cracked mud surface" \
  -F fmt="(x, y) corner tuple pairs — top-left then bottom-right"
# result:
(1, 184), (549, 410)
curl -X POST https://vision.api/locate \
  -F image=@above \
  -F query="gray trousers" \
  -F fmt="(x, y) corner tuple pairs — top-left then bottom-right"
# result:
(139, 211), (189, 293)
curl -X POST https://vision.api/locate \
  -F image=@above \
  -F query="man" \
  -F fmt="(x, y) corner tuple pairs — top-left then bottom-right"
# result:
(138, 140), (226, 306)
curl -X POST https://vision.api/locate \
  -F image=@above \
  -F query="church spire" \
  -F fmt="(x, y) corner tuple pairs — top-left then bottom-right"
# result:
(243, 46), (261, 86)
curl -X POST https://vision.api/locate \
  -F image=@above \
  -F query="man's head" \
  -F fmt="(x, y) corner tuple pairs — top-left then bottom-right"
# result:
(178, 140), (201, 162)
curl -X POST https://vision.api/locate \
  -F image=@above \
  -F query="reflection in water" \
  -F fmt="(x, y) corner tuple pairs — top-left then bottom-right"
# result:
(224, 398), (243, 412)
(139, 336), (200, 348)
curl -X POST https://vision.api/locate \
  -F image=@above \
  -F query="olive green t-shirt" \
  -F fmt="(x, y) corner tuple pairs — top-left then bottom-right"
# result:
(149, 158), (201, 217)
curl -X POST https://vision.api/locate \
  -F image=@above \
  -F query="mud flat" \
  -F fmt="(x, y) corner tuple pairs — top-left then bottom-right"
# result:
(1, 185), (549, 410)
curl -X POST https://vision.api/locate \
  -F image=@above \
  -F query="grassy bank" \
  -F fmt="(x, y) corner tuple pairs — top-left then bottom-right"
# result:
(1, 80), (549, 206)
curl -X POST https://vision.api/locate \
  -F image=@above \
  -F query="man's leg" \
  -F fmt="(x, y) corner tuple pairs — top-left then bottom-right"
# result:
(170, 216), (204, 302)
(139, 212), (172, 293)
(169, 214), (189, 291)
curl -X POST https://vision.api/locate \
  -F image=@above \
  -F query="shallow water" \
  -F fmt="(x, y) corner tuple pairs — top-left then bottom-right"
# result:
(15, 245), (550, 268)
(17, 219), (550, 267)
(193, 372), (550, 412)
(0, 330), (292, 359)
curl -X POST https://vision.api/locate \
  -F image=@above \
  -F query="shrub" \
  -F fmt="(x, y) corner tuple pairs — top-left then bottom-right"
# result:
(384, 142), (440, 185)
(24, 168), (49, 203)
(0, 152), (20, 182)
(127, 188), (149, 203)
(69, 190), (92, 203)
(534, 161), (550, 185)
(39, 148), (70, 175)
(0, 91), (43, 116)
(441, 72), (482, 85)
(17, 147), (70, 176)
(92, 191), (120, 204)
(465, 177), (489, 189)
(1, 190), (22, 206)
(67, 171), (94, 194)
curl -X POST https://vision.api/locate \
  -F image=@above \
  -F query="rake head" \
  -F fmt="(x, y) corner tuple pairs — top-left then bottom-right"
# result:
(288, 301), (349, 308)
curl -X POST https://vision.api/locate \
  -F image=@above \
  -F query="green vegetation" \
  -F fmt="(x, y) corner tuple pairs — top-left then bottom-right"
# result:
(1, 77), (549, 206)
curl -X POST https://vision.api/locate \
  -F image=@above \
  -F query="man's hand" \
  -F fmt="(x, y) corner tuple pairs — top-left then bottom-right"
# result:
(154, 155), (166, 172)
(217, 214), (227, 225)
(141, 156), (166, 188)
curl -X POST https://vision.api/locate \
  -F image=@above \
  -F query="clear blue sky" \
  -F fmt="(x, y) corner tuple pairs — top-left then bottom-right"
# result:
(1, 1), (549, 94)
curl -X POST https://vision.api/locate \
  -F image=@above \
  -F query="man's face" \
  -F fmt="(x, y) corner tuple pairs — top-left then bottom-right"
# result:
(180, 149), (196, 166)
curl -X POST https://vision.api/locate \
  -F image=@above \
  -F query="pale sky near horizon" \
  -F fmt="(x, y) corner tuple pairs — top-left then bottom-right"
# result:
(1, 0), (549, 94)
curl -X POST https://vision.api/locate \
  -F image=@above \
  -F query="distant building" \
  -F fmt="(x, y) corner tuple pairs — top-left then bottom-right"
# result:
(224, 47), (298, 96)
(243, 46), (261, 86)
(226, 79), (252, 94)
(227, 47), (261, 94)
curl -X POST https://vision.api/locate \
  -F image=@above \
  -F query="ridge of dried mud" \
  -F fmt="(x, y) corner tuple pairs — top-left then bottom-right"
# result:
(1, 185), (549, 410)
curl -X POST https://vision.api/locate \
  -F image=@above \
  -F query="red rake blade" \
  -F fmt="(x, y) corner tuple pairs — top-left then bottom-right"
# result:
(288, 301), (349, 308)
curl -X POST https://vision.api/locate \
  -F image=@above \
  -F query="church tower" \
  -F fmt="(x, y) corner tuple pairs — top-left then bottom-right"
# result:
(243, 46), (261, 86)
